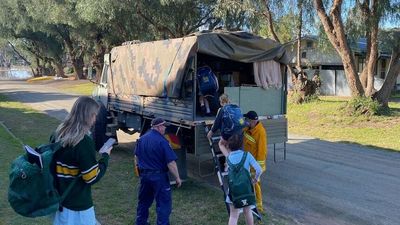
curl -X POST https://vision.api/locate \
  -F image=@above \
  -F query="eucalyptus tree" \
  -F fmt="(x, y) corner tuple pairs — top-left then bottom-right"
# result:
(294, 0), (314, 71)
(18, 31), (66, 77)
(75, 0), (219, 77)
(75, 0), (157, 77)
(346, 0), (400, 97)
(375, 29), (400, 106)
(136, 0), (218, 38)
(0, 0), (65, 77)
(19, 0), (91, 79)
(314, 0), (400, 106)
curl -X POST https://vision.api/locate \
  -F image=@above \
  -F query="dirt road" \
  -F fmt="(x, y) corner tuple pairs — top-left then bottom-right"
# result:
(1, 80), (399, 225)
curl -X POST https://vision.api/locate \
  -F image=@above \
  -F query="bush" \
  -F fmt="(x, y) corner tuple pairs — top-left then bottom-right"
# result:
(304, 94), (319, 103)
(289, 91), (319, 104)
(345, 97), (380, 116)
(289, 91), (304, 104)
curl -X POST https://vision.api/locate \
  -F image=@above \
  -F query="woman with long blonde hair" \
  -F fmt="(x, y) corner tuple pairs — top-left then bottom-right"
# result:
(53, 96), (112, 225)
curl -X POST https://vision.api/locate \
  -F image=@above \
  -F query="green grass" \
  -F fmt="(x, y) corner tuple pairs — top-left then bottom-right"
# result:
(0, 95), (59, 225)
(59, 82), (96, 96)
(288, 96), (400, 151)
(0, 95), (284, 225)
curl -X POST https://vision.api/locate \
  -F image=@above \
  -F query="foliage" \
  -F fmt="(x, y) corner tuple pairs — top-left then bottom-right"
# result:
(258, 10), (297, 43)
(289, 90), (319, 104)
(137, 0), (218, 38)
(214, 0), (317, 42)
(343, 96), (381, 117)
(288, 90), (303, 104)
(63, 67), (74, 74)
(289, 70), (322, 104)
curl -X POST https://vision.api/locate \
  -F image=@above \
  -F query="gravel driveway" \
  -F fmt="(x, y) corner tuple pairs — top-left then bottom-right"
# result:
(1, 80), (399, 225)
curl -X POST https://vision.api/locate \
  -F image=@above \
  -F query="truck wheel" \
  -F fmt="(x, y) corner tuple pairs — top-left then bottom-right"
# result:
(92, 101), (108, 151)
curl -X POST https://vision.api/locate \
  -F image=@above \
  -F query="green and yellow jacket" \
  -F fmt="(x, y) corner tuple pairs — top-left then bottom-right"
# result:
(54, 135), (109, 211)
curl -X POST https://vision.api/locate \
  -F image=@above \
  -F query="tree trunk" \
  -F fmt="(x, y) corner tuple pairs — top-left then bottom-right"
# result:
(296, 0), (303, 71)
(51, 55), (66, 78)
(359, 31), (371, 88)
(33, 57), (41, 77)
(58, 25), (85, 80)
(71, 56), (85, 80)
(314, 0), (364, 97)
(263, 0), (281, 43)
(375, 47), (400, 107)
(54, 61), (66, 78)
(365, 26), (378, 97)
(91, 36), (107, 82)
(7, 41), (31, 66)
(359, 1), (379, 97)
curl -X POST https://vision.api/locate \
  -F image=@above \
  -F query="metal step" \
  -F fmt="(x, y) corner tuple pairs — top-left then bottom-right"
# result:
(107, 123), (118, 128)
(216, 153), (225, 158)
(211, 136), (221, 142)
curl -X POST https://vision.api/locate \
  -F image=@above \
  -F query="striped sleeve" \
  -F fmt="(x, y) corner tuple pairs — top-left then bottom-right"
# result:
(78, 135), (109, 184)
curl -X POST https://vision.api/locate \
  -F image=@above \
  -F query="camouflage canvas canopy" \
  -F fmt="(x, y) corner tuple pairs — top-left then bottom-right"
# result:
(109, 31), (289, 98)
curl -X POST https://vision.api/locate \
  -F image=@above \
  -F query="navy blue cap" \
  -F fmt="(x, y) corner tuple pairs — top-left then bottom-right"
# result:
(243, 111), (258, 120)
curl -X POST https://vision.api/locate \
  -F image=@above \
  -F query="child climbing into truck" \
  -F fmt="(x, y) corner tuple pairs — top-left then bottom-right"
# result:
(197, 64), (219, 116)
(218, 134), (262, 225)
(207, 94), (245, 145)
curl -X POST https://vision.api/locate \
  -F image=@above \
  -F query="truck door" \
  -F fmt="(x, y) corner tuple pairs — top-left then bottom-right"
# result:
(92, 54), (110, 106)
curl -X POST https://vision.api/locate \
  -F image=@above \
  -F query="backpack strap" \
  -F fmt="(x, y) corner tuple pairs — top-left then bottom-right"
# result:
(238, 151), (248, 168)
(227, 151), (248, 169)
(51, 142), (62, 153)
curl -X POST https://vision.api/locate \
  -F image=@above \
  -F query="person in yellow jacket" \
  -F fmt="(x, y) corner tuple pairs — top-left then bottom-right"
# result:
(243, 110), (267, 213)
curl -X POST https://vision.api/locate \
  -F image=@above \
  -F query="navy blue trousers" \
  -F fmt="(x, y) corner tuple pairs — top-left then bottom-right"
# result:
(135, 173), (171, 225)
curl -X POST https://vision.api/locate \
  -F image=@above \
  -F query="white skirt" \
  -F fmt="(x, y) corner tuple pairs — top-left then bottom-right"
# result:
(53, 206), (100, 225)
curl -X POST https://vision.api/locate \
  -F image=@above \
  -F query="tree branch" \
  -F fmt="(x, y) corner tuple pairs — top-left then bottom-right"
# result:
(7, 41), (31, 65)
(264, 0), (281, 43)
(136, 4), (177, 38)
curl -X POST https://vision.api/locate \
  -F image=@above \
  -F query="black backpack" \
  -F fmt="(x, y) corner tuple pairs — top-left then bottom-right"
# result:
(227, 152), (255, 208)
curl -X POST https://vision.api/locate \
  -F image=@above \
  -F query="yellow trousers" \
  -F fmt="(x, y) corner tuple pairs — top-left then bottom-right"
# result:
(254, 180), (263, 212)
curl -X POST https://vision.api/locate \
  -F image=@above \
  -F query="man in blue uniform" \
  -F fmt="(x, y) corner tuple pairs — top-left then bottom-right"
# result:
(134, 117), (182, 225)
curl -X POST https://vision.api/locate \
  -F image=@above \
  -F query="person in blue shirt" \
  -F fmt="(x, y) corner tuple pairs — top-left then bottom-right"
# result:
(207, 94), (244, 145)
(134, 117), (182, 225)
(219, 134), (262, 225)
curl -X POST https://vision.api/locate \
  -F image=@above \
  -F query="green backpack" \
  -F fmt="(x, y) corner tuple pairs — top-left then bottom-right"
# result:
(8, 142), (79, 217)
(227, 152), (256, 208)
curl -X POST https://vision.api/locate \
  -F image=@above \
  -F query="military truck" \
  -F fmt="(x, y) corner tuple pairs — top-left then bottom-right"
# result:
(92, 31), (290, 178)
